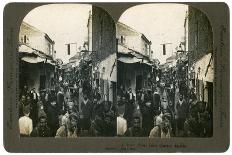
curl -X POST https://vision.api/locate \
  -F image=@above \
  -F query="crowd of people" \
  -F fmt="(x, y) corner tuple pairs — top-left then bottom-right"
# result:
(18, 79), (212, 138)
(18, 84), (117, 137)
(116, 82), (212, 138)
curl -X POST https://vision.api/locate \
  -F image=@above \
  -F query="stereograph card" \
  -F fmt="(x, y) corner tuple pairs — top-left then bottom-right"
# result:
(3, 2), (230, 152)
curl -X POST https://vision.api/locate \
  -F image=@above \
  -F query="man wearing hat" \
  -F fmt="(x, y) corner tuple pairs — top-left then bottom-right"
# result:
(55, 112), (79, 138)
(124, 112), (144, 137)
(149, 112), (171, 138)
(175, 93), (188, 136)
(117, 97), (127, 136)
(46, 95), (59, 137)
(160, 113), (172, 138)
(149, 113), (163, 138)
(19, 105), (33, 137)
(67, 113), (79, 138)
(152, 88), (161, 113)
(30, 114), (52, 137)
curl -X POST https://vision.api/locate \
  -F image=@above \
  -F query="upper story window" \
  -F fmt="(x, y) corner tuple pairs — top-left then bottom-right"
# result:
(49, 44), (53, 55)
(145, 44), (149, 55)
(23, 35), (29, 44)
(120, 36), (126, 44)
(24, 35), (27, 43)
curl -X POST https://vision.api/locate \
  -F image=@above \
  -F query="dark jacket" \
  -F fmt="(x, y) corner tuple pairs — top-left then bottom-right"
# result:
(47, 104), (59, 135)
(124, 127), (145, 137)
(57, 91), (65, 113)
(152, 93), (161, 110)
(80, 100), (93, 130)
(176, 100), (188, 119)
(30, 126), (52, 137)
(92, 102), (104, 120)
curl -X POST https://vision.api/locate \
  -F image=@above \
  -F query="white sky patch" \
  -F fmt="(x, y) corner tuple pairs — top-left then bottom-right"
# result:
(23, 4), (92, 64)
(119, 4), (188, 64)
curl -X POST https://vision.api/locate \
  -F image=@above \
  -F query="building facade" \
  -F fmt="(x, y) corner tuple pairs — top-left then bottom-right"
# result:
(90, 7), (117, 104)
(116, 22), (152, 59)
(19, 22), (55, 58)
(19, 21), (56, 92)
(116, 22), (153, 95)
(187, 6), (213, 137)
(187, 6), (213, 102)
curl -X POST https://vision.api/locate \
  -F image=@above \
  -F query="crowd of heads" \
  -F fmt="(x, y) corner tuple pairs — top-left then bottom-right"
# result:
(18, 84), (117, 137)
(116, 83), (212, 138)
(18, 81), (212, 138)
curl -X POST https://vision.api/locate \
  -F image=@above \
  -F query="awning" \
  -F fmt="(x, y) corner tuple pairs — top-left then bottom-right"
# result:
(98, 53), (117, 82)
(131, 52), (146, 59)
(142, 62), (153, 66)
(46, 59), (56, 65)
(118, 56), (141, 64)
(21, 56), (45, 63)
(19, 44), (53, 60)
(18, 44), (35, 54)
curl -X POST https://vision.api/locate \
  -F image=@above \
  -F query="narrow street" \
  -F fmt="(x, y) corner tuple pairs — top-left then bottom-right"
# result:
(18, 4), (213, 138)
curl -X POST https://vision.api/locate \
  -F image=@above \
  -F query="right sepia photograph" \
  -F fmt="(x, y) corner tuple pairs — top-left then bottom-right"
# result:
(116, 4), (213, 138)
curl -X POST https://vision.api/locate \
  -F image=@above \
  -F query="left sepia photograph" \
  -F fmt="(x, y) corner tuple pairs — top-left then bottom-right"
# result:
(18, 4), (117, 138)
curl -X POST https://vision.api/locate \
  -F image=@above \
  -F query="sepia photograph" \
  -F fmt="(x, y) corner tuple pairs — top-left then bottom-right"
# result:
(18, 3), (214, 138)
(18, 4), (117, 137)
(3, 1), (230, 152)
(116, 4), (213, 138)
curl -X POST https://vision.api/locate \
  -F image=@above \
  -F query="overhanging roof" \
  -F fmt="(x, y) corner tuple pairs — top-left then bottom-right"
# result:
(118, 56), (141, 64)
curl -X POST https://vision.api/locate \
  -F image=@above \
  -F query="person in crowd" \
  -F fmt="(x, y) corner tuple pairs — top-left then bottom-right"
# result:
(140, 93), (154, 136)
(20, 85), (28, 98)
(160, 113), (172, 138)
(123, 94), (135, 128)
(163, 105), (175, 136)
(152, 88), (161, 113)
(89, 118), (104, 137)
(124, 112), (144, 137)
(146, 89), (153, 104)
(118, 85), (126, 99)
(136, 90), (142, 108)
(198, 101), (212, 137)
(31, 88), (38, 103)
(161, 98), (169, 112)
(188, 93), (198, 114)
(117, 95), (127, 136)
(72, 88), (79, 112)
(39, 91), (47, 113)
(30, 115), (52, 137)
(102, 101), (116, 136)
(37, 95), (46, 120)
(92, 96), (104, 120)
(30, 88), (38, 127)
(44, 89), (51, 114)
(46, 96), (59, 137)
(189, 88), (196, 101)
(128, 88), (135, 103)
(93, 88), (101, 102)
(89, 97), (105, 137)
(79, 94), (93, 135)
(19, 95), (28, 117)
(19, 105), (33, 137)
(168, 86), (175, 112)
(62, 101), (75, 128)
(149, 112), (163, 138)
(55, 113), (79, 138)
(141, 89), (146, 103)
(67, 113), (79, 137)
(26, 95), (34, 123)
(56, 87), (65, 115)
(183, 109), (200, 137)
(175, 93), (188, 136)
